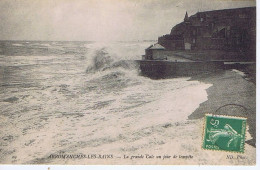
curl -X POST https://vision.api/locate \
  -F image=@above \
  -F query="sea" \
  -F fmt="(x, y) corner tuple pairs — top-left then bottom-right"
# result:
(0, 41), (211, 163)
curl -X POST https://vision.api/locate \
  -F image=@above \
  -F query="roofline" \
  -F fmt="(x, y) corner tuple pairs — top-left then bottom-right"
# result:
(190, 6), (256, 18)
(146, 43), (166, 50)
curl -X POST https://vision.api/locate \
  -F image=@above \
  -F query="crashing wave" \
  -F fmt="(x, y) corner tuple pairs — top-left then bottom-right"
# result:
(86, 47), (138, 74)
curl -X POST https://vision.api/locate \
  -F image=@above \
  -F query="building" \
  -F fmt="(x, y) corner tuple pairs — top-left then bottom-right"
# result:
(144, 43), (167, 60)
(158, 7), (256, 52)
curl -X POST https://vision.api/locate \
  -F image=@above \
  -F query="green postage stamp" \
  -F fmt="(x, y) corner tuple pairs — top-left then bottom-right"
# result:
(203, 114), (247, 153)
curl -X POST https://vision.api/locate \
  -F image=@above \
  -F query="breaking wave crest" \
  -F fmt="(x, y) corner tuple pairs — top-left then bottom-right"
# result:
(85, 46), (139, 76)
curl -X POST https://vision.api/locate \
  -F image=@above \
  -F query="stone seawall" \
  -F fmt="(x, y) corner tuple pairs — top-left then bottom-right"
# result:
(137, 60), (225, 79)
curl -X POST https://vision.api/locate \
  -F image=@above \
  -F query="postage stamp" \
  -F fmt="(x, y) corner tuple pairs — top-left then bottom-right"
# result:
(202, 114), (247, 153)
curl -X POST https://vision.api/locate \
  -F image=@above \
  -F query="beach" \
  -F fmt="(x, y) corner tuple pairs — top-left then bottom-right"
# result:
(190, 69), (256, 146)
(26, 69), (255, 165)
(64, 69), (256, 165)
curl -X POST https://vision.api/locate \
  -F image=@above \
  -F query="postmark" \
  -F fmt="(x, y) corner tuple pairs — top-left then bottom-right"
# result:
(202, 114), (247, 153)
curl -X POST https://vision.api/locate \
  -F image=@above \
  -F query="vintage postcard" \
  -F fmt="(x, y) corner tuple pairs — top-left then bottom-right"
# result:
(0, 0), (256, 166)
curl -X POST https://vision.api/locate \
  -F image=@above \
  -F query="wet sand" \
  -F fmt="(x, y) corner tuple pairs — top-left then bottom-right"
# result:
(189, 69), (256, 147)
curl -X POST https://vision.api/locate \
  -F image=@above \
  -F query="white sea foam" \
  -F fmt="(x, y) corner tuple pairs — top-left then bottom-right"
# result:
(12, 43), (24, 47)
(232, 69), (246, 76)
(0, 41), (213, 164)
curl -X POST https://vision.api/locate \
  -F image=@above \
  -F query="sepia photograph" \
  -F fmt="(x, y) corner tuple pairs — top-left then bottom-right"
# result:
(0, 0), (257, 166)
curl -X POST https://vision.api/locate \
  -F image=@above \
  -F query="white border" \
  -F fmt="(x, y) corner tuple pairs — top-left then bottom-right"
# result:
(0, 0), (259, 169)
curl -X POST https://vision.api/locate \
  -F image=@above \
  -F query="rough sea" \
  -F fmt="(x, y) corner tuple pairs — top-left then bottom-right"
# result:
(0, 41), (211, 164)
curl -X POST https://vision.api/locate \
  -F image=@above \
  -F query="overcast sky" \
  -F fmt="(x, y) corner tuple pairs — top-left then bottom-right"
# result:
(0, 0), (256, 41)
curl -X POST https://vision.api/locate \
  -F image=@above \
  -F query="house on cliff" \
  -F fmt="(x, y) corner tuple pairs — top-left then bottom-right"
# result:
(158, 7), (256, 52)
